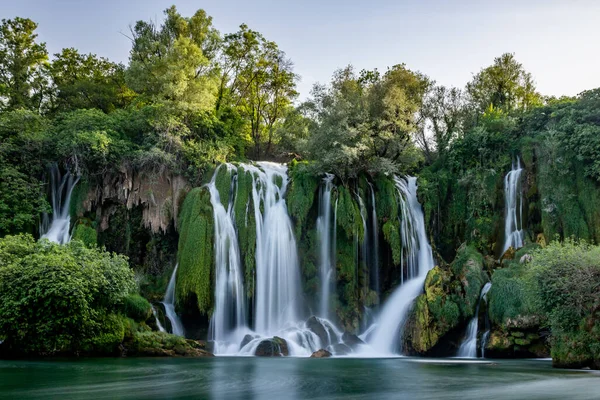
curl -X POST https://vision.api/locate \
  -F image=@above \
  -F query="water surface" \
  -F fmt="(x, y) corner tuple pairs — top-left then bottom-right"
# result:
(1, 357), (598, 399)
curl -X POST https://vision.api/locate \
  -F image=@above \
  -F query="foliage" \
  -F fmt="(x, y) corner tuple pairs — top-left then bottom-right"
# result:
(304, 64), (427, 179)
(177, 188), (214, 315)
(0, 17), (49, 111)
(466, 53), (542, 117)
(122, 294), (152, 322)
(0, 234), (135, 355)
(71, 222), (98, 247)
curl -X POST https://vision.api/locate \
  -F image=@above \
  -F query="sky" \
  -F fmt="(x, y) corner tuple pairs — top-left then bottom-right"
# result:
(3, 0), (600, 100)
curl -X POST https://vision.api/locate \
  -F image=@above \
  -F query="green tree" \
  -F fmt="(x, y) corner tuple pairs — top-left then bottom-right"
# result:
(466, 53), (542, 117)
(0, 17), (50, 112)
(126, 6), (220, 112)
(49, 48), (134, 113)
(220, 24), (297, 157)
(417, 85), (464, 162)
(305, 64), (427, 179)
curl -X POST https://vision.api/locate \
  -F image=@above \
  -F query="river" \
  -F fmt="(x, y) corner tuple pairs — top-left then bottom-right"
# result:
(1, 357), (599, 399)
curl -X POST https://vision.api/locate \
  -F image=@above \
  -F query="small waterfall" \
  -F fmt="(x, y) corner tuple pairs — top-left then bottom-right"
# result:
(457, 282), (492, 358)
(366, 176), (435, 355)
(207, 165), (247, 350)
(368, 182), (380, 295)
(501, 158), (524, 254)
(357, 191), (369, 309)
(317, 174), (335, 319)
(243, 162), (302, 335)
(152, 305), (167, 333)
(162, 264), (185, 336)
(40, 164), (79, 244)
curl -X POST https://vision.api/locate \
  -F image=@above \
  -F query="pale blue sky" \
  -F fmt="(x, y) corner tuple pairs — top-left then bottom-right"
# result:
(4, 0), (600, 99)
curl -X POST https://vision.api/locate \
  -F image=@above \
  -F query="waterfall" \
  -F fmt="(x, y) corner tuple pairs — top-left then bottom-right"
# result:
(152, 305), (167, 333)
(366, 176), (435, 355)
(501, 158), (524, 254)
(357, 191), (369, 308)
(40, 164), (79, 244)
(162, 264), (185, 336)
(317, 174), (335, 319)
(457, 282), (492, 358)
(207, 165), (247, 349)
(368, 182), (379, 295)
(243, 162), (302, 335)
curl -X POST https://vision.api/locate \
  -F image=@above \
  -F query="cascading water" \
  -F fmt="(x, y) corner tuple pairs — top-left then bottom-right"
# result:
(457, 282), (492, 358)
(207, 165), (247, 352)
(368, 182), (380, 295)
(501, 158), (524, 254)
(357, 192), (369, 307)
(163, 264), (185, 336)
(246, 162), (302, 335)
(152, 305), (167, 333)
(317, 173), (335, 319)
(40, 164), (79, 244)
(365, 176), (435, 355)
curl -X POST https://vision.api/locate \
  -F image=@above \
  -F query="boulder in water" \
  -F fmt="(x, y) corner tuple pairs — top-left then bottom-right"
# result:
(342, 332), (364, 348)
(310, 349), (332, 358)
(331, 343), (352, 355)
(240, 334), (257, 349)
(306, 316), (329, 347)
(255, 336), (289, 357)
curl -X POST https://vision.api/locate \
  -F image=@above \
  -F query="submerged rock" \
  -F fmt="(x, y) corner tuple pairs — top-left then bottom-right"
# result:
(306, 316), (330, 347)
(342, 332), (364, 348)
(311, 349), (332, 358)
(255, 336), (289, 357)
(240, 334), (257, 349)
(331, 343), (352, 355)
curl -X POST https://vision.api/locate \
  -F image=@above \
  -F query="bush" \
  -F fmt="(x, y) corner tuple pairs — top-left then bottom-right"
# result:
(0, 234), (136, 355)
(122, 294), (152, 322)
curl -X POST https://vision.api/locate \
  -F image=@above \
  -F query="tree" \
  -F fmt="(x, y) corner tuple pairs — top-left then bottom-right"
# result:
(466, 53), (542, 117)
(0, 17), (50, 112)
(417, 85), (464, 162)
(305, 64), (427, 179)
(220, 24), (297, 158)
(49, 48), (134, 113)
(126, 6), (220, 112)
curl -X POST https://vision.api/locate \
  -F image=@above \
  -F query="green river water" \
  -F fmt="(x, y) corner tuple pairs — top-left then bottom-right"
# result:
(0, 357), (598, 399)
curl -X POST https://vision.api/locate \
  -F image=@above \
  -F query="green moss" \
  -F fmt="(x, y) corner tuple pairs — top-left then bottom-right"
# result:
(69, 178), (90, 218)
(213, 164), (233, 208)
(233, 167), (257, 298)
(72, 221), (97, 247)
(177, 187), (214, 315)
(336, 186), (364, 242)
(122, 294), (152, 322)
(287, 162), (319, 238)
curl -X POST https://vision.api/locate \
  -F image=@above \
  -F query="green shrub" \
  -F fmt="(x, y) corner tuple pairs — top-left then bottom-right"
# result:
(0, 234), (135, 355)
(122, 294), (152, 322)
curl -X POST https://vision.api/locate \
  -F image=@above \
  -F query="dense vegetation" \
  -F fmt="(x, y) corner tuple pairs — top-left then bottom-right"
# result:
(1, 6), (599, 367)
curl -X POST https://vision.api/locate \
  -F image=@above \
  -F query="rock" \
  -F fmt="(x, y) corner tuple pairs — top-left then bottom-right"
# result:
(255, 336), (289, 357)
(536, 233), (547, 248)
(306, 316), (329, 347)
(331, 343), (352, 355)
(310, 349), (332, 358)
(500, 246), (516, 263)
(342, 332), (364, 348)
(240, 334), (256, 349)
(519, 254), (532, 264)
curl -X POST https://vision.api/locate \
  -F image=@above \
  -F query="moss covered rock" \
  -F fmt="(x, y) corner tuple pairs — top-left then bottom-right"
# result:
(403, 245), (486, 355)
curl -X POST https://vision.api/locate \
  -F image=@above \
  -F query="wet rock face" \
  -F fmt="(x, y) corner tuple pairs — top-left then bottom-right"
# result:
(310, 349), (332, 358)
(341, 332), (364, 348)
(254, 336), (289, 357)
(306, 316), (330, 348)
(485, 328), (549, 359)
